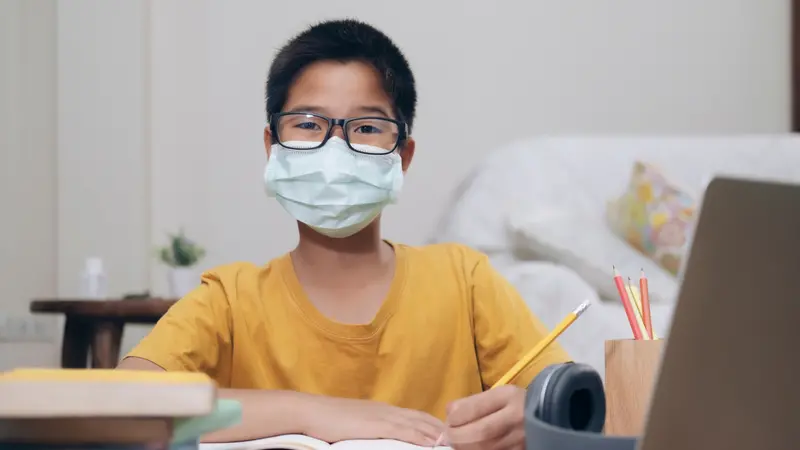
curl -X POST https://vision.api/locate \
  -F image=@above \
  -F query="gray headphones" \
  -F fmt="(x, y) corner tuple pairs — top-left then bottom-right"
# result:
(525, 362), (606, 433)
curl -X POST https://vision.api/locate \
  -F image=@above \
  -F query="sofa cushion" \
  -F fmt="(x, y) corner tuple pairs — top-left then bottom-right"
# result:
(606, 161), (697, 275)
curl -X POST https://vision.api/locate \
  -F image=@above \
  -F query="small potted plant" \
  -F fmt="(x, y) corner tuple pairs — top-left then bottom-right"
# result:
(157, 229), (206, 298)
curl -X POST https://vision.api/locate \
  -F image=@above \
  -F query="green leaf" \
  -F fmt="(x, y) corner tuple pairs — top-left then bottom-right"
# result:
(156, 229), (205, 267)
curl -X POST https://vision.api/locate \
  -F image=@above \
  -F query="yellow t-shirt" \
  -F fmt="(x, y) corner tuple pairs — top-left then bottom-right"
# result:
(127, 243), (570, 419)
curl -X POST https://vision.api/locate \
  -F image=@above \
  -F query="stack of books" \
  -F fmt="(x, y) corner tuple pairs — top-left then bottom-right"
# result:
(0, 369), (241, 449)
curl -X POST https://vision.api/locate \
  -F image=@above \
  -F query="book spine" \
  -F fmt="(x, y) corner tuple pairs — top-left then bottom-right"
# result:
(0, 446), (151, 450)
(0, 443), (198, 450)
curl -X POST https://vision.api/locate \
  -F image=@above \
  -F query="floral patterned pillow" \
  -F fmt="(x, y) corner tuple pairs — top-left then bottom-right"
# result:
(606, 162), (697, 276)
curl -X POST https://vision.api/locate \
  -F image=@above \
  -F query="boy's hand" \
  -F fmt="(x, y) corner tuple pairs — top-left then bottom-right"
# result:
(305, 396), (445, 446)
(444, 385), (526, 450)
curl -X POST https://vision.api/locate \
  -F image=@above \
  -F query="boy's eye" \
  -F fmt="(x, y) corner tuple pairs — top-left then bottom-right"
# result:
(348, 118), (394, 135)
(353, 124), (382, 134)
(295, 121), (322, 131)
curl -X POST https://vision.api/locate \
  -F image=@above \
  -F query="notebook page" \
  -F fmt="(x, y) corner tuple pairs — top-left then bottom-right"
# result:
(199, 434), (328, 450)
(331, 440), (451, 450)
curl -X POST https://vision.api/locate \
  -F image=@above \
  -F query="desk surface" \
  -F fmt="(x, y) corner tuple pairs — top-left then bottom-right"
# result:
(30, 299), (177, 323)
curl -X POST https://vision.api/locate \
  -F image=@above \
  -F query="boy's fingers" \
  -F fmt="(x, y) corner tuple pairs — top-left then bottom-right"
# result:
(405, 409), (445, 432)
(446, 406), (512, 446)
(418, 420), (445, 441)
(492, 425), (526, 450)
(377, 420), (429, 446)
(446, 387), (510, 427)
(394, 425), (435, 446)
(402, 416), (441, 441)
(393, 410), (443, 442)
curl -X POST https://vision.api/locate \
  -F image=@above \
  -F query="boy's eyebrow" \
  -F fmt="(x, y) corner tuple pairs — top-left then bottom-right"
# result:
(285, 105), (327, 115)
(283, 105), (393, 119)
(353, 106), (392, 118)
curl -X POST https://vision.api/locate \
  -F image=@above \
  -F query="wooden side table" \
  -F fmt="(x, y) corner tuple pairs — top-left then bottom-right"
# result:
(30, 299), (177, 369)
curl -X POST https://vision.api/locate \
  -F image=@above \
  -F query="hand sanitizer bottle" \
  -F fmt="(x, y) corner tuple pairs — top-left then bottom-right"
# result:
(81, 257), (108, 299)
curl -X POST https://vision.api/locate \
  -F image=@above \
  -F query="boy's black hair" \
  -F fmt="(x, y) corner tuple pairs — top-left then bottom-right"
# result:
(266, 19), (417, 130)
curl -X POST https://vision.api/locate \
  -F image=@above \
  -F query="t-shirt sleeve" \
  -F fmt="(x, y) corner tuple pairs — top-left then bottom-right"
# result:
(125, 271), (232, 377)
(471, 255), (571, 390)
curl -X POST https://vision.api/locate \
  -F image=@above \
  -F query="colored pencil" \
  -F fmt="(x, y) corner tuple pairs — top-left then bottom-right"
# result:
(639, 269), (653, 339)
(626, 278), (651, 340)
(628, 278), (659, 340)
(613, 266), (643, 340)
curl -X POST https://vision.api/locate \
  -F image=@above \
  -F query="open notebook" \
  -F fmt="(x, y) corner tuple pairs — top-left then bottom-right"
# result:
(200, 435), (451, 450)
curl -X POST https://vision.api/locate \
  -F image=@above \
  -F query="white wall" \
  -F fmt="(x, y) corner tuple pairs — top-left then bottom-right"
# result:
(0, 0), (792, 368)
(57, 0), (152, 298)
(0, 0), (58, 369)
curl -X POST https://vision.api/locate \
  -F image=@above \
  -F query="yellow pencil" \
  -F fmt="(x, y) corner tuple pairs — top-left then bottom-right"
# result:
(626, 278), (651, 340)
(491, 299), (592, 388)
(433, 299), (592, 447)
(627, 281), (659, 340)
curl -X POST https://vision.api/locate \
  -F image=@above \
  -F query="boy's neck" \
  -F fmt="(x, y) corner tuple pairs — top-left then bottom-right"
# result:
(292, 220), (392, 270)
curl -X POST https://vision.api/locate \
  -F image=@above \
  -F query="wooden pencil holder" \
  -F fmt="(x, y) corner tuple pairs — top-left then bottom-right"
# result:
(603, 339), (664, 437)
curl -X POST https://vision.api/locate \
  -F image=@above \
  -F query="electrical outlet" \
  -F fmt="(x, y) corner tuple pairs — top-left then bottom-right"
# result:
(0, 314), (57, 343)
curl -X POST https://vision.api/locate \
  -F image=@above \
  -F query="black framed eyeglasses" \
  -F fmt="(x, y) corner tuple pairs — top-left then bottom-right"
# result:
(269, 112), (408, 155)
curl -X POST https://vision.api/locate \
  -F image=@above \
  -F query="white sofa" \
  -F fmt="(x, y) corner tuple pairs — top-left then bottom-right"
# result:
(432, 136), (800, 375)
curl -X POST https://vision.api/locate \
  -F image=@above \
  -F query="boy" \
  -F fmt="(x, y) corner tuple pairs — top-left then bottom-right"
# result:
(119, 19), (570, 449)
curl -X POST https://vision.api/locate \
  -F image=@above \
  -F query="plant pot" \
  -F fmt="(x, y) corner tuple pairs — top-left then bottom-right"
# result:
(168, 267), (197, 299)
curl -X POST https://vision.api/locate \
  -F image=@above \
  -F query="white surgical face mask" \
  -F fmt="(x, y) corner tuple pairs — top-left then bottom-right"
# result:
(264, 137), (403, 238)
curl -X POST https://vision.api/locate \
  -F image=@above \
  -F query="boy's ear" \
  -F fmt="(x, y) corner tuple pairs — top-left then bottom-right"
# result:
(400, 138), (415, 173)
(264, 126), (272, 158)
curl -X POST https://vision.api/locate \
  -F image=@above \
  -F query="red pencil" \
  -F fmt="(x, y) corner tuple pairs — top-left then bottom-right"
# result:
(613, 266), (643, 340)
(639, 269), (653, 339)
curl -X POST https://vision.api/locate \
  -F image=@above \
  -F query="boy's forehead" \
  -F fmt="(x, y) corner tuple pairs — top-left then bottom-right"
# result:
(284, 60), (395, 118)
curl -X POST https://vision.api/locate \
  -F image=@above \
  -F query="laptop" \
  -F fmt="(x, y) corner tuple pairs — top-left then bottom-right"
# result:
(638, 176), (800, 450)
